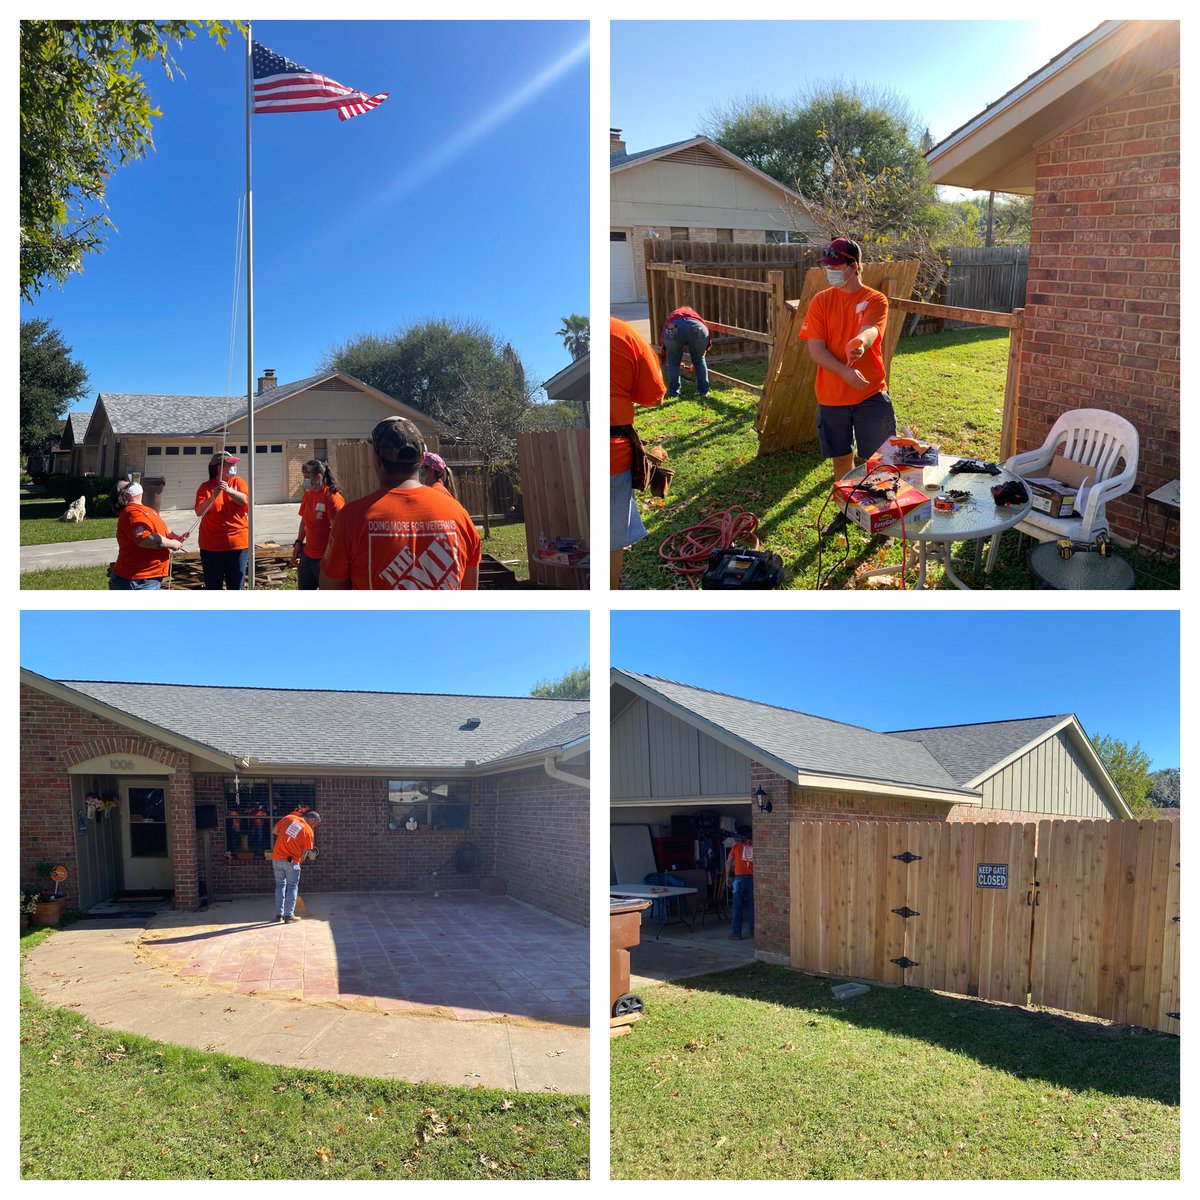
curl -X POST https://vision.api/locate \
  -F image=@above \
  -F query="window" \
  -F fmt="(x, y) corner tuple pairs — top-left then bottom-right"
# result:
(387, 780), (470, 831)
(610, 231), (627, 242)
(224, 778), (316, 857)
(256, 444), (267, 454)
(147, 446), (162, 456)
(765, 230), (809, 244)
(200, 446), (214, 455)
(127, 787), (168, 858)
(711, 228), (733, 242)
(270, 444), (282, 453)
(165, 446), (180, 456)
(670, 227), (689, 239)
(183, 446), (197, 455)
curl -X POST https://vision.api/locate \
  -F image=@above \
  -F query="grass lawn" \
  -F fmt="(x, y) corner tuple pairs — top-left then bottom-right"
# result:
(21, 929), (587, 1180)
(623, 328), (1177, 589)
(611, 963), (1179, 1181)
(21, 496), (117, 545)
(478, 520), (530, 581)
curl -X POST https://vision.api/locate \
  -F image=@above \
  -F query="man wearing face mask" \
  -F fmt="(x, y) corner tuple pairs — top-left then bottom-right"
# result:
(799, 237), (895, 485)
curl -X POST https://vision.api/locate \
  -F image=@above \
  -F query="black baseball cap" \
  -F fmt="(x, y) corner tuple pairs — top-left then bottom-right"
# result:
(820, 237), (862, 266)
(371, 416), (425, 465)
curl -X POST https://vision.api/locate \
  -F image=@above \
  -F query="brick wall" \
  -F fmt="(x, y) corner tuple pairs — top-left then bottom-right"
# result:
(20, 684), (198, 909)
(1022, 64), (1180, 548)
(492, 766), (589, 925)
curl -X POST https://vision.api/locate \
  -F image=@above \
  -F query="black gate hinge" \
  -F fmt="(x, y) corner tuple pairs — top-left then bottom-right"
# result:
(890, 956), (919, 969)
(891, 906), (920, 919)
(1167, 1011), (1180, 1020)
(893, 851), (922, 863)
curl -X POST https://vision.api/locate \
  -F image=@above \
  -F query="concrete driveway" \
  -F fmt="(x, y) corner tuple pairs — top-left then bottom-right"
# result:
(611, 301), (651, 341)
(24, 893), (588, 1094)
(20, 503), (302, 573)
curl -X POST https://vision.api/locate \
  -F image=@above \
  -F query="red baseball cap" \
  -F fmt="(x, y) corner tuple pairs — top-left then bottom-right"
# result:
(819, 237), (862, 266)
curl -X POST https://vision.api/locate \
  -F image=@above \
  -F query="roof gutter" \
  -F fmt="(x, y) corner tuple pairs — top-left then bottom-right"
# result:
(543, 753), (589, 791)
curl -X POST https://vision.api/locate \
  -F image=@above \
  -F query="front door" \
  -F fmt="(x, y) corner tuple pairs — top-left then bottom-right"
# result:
(118, 780), (174, 890)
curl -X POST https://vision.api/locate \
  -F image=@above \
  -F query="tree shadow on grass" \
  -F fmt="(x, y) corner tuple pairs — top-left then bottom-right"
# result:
(677, 962), (1178, 1106)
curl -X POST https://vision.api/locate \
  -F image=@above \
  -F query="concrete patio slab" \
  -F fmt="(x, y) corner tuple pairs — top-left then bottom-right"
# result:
(628, 920), (756, 991)
(24, 893), (589, 1094)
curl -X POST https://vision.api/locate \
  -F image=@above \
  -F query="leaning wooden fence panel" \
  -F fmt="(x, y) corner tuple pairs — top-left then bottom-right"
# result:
(756, 260), (921, 456)
(517, 428), (589, 589)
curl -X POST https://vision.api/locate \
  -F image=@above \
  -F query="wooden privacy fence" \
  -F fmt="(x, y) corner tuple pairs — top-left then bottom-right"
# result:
(517, 428), (588, 589)
(330, 439), (516, 521)
(790, 818), (1179, 1035)
(645, 240), (822, 359)
(943, 246), (1029, 320)
(756, 260), (920, 456)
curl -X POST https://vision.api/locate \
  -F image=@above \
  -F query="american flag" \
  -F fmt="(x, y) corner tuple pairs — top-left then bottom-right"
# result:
(252, 41), (388, 121)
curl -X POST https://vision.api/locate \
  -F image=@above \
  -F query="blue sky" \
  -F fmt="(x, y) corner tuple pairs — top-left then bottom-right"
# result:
(612, 611), (1179, 769)
(22, 611), (590, 698)
(612, 19), (1102, 197)
(24, 20), (589, 404)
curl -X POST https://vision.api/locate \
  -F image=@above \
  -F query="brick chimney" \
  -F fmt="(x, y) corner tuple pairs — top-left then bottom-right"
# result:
(257, 368), (277, 394)
(610, 128), (626, 157)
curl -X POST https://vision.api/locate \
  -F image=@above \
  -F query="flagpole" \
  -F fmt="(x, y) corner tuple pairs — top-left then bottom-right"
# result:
(245, 23), (257, 588)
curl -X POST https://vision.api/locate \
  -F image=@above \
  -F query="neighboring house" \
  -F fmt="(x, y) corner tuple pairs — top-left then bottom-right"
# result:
(49, 412), (95, 476)
(543, 351), (590, 427)
(610, 130), (822, 303)
(78, 370), (450, 509)
(926, 19), (1179, 551)
(20, 672), (589, 925)
(611, 669), (1129, 961)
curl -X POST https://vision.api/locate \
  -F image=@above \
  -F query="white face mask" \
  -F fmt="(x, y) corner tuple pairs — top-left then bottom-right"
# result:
(825, 268), (847, 286)
(303, 476), (321, 491)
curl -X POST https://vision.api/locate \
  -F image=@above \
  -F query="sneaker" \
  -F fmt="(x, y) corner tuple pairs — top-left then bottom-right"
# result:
(284, 915), (297, 923)
(275, 914), (285, 923)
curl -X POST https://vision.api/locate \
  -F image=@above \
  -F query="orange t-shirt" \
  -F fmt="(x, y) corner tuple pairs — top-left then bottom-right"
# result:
(298, 486), (345, 560)
(321, 485), (482, 590)
(113, 503), (172, 580)
(272, 813), (315, 863)
(610, 316), (665, 475)
(194, 475), (250, 551)
(728, 841), (754, 876)
(798, 284), (889, 407)
(430, 480), (453, 498)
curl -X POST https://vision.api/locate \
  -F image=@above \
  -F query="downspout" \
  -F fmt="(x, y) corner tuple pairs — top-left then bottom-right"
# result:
(544, 754), (589, 790)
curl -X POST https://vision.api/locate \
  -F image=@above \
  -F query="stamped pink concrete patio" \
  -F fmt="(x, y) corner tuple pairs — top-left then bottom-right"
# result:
(139, 892), (587, 1024)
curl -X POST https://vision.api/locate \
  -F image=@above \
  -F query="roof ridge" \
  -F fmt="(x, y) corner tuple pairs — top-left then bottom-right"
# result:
(885, 714), (1068, 734)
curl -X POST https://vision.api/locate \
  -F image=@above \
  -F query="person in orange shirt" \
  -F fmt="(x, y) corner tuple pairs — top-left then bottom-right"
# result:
(724, 825), (754, 940)
(799, 237), (895, 487)
(420, 450), (458, 499)
(292, 459), (346, 591)
(320, 416), (481, 590)
(271, 808), (321, 922)
(610, 316), (666, 588)
(109, 479), (189, 590)
(193, 451), (250, 590)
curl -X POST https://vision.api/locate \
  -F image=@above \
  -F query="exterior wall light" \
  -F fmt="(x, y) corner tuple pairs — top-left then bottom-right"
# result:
(755, 786), (772, 814)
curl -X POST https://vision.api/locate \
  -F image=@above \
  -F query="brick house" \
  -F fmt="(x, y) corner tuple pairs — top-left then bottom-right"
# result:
(21, 672), (589, 925)
(610, 669), (1128, 962)
(610, 131), (823, 303)
(926, 20), (1179, 551)
(78, 369), (449, 509)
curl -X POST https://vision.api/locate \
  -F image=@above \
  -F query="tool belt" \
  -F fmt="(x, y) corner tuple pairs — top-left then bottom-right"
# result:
(611, 424), (673, 497)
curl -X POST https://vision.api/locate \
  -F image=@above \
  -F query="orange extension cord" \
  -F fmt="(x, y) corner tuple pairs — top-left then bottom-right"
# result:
(658, 506), (761, 588)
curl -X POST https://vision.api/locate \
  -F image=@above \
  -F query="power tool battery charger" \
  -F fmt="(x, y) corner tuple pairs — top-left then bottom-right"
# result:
(700, 547), (785, 590)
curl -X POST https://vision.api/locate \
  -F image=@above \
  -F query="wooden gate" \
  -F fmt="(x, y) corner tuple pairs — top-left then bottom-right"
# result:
(789, 818), (1179, 1034)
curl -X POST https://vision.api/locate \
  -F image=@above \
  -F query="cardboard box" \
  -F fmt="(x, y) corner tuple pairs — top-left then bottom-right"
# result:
(831, 475), (931, 534)
(1026, 454), (1096, 519)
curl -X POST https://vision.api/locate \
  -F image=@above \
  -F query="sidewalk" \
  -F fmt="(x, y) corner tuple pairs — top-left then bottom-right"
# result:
(24, 898), (588, 1094)
(20, 503), (302, 572)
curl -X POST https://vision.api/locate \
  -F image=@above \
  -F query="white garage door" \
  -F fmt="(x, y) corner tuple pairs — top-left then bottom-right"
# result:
(146, 443), (288, 508)
(611, 230), (635, 303)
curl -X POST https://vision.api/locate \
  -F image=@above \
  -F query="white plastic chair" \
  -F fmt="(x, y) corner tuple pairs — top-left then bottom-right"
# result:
(986, 408), (1139, 573)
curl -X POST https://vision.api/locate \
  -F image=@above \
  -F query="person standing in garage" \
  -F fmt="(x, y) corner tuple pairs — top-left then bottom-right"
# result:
(725, 825), (754, 940)
(194, 451), (250, 590)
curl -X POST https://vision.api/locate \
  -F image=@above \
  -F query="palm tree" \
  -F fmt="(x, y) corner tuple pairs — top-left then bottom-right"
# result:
(555, 313), (589, 361)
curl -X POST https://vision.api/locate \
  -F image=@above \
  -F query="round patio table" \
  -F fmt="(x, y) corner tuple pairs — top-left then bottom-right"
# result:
(847, 456), (1032, 590)
(1028, 540), (1135, 589)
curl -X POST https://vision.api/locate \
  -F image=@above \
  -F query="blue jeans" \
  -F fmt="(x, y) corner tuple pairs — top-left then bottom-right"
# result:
(663, 317), (710, 397)
(109, 574), (163, 590)
(297, 554), (322, 591)
(201, 548), (249, 590)
(273, 859), (302, 917)
(731, 875), (754, 937)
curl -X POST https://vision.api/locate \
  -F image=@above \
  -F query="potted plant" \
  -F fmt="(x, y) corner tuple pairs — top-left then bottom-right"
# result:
(20, 887), (39, 928)
(32, 862), (68, 927)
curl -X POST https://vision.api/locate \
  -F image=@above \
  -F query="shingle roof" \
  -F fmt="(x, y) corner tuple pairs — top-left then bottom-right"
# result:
(65, 412), (91, 441)
(97, 373), (331, 436)
(614, 670), (970, 794)
(885, 716), (1069, 786)
(54, 680), (589, 772)
(611, 135), (700, 169)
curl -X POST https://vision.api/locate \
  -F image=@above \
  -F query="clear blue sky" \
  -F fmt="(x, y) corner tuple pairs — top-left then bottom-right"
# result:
(612, 611), (1179, 769)
(612, 18), (1102, 197)
(22, 611), (590, 698)
(24, 20), (589, 404)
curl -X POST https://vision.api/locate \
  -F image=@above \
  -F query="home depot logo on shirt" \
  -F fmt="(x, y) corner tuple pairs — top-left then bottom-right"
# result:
(368, 519), (464, 589)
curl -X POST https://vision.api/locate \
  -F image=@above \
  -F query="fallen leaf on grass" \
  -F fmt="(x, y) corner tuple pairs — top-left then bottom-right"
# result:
(315, 1147), (332, 1164)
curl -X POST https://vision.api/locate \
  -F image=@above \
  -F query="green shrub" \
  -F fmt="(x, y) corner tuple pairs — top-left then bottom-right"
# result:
(30, 474), (119, 516)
